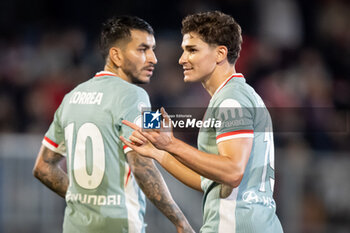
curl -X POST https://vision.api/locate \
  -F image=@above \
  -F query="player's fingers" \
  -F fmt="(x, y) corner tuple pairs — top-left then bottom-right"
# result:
(144, 127), (160, 134)
(152, 128), (160, 134)
(132, 130), (148, 143)
(160, 107), (172, 129)
(129, 135), (144, 145)
(140, 131), (157, 144)
(119, 136), (137, 150)
(122, 120), (141, 130)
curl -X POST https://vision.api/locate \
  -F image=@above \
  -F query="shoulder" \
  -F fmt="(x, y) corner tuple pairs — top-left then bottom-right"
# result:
(121, 83), (149, 101)
(213, 82), (253, 108)
(117, 83), (150, 111)
(88, 76), (150, 101)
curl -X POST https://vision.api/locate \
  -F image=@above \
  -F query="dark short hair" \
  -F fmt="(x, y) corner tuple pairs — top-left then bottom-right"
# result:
(181, 11), (242, 64)
(99, 15), (154, 59)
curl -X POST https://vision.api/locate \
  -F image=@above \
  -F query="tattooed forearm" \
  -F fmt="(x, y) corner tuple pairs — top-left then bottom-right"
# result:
(33, 146), (68, 198)
(127, 151), (188, 227)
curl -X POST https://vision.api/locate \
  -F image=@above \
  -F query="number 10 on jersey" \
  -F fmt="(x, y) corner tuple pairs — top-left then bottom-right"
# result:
(65, 123), (106, 190)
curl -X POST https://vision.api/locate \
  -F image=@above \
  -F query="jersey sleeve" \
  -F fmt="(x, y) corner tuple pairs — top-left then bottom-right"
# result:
(119, 88), (151, 154)
(42, 103), (67, 156)
(213, 91), (255, 144)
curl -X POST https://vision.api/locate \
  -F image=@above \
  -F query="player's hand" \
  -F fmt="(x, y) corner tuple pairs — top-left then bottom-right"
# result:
(120, 125), (164, 161)
(122, 107), (175, 151)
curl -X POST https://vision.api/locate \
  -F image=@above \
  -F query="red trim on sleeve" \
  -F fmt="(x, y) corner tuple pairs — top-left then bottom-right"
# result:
(216, 130), (254, 140)
(125, 167), (131, 186)
(44, 136), (58, 148)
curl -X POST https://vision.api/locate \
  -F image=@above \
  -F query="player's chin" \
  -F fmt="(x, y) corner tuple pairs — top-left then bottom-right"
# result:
(183, 75), (197, 83)
(131, 75), (150, 84)
(139, 75), (151, 84)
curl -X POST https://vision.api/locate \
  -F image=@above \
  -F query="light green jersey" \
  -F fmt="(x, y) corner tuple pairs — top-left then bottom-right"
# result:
(42, 71), (149, 233)
(198, 74), (283, 233)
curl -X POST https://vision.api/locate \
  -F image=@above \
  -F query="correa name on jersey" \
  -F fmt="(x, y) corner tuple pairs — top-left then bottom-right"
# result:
(69, 91), (104, 105)
(66, 191), (121, 206)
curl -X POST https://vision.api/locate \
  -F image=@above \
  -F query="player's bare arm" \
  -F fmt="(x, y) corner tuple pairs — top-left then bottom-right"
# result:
(33, 145), (68, 198)
(158, 151), (202, 191)
(121, 133), (201, 191)
(166, 136), (252, 188)
(126, 151), (195, 233)
(122, 108), (252, 188)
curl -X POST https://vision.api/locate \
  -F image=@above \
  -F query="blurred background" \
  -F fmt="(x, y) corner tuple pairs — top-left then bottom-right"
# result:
(0, 0), (349, 232)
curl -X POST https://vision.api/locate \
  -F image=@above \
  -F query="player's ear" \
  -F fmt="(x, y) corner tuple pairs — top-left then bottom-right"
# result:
(109, 47), (123, 67)
(216, 45), (228, 64)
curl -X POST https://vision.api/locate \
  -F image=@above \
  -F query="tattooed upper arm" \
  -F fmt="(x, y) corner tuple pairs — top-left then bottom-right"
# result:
(33, 145), (68, 198)
(126, 151), (186, 226)
(42, 146), (64, 164)
(126, 151), (162, 195)
(33, 146), (64, 173)
(126, 151), (154, 173)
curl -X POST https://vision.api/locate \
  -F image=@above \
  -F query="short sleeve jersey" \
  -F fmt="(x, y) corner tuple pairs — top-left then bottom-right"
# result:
(197, 74), (283, 233)
(42, 71), (149, 233)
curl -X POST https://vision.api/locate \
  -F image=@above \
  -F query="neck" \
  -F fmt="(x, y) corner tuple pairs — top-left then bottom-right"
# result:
(202, 64), (236, 96)
(104, 60), (131, 83)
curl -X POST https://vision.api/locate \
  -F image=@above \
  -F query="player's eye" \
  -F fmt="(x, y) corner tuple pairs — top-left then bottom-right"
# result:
(138, 48), (147, 52)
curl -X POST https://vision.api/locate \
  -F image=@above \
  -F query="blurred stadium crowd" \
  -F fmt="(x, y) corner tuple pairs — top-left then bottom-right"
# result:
(0, 0), (349, 232)
(0, 0), (349, 137)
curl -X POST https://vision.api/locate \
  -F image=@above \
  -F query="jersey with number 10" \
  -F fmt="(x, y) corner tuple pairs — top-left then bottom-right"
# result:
(198, 73), (283, 233)
(42, 71), (149, 233)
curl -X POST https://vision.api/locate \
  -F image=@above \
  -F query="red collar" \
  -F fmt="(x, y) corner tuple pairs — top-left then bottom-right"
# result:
(213, 73), (244, 96)
(94, 71), (118, 78)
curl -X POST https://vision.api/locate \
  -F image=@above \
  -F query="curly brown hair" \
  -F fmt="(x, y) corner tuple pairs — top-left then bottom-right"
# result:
(181, 11), (242, 64)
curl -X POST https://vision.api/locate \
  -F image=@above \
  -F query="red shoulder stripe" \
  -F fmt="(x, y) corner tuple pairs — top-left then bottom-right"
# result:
(216, 130), (254, 140)
(44, 136), (58, 148)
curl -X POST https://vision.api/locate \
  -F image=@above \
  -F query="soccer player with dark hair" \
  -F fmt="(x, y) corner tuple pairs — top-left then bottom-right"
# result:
(33, 15), (194, 233)
(121, 11), (283, 233)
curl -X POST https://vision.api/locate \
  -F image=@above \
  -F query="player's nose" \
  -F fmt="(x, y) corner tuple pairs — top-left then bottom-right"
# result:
(147, 50), (157, 64)
(179, 52), (187, 65)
